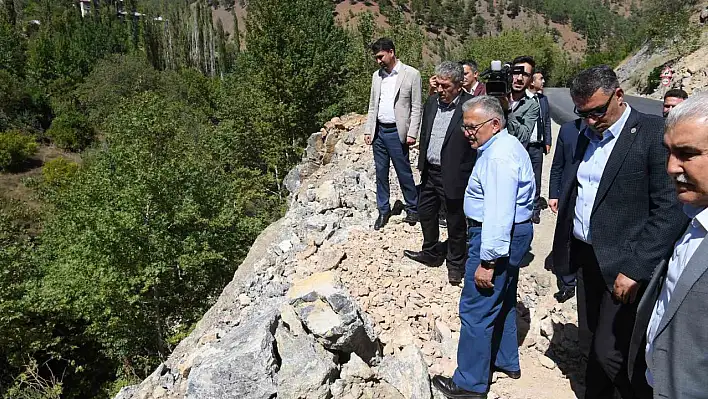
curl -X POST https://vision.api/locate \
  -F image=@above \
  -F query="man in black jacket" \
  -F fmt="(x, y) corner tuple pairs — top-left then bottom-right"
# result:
(404, 61), (475, 284)
(551, 65), (686, 398)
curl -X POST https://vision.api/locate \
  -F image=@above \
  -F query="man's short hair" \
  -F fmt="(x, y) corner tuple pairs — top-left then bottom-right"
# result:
(435, 61), (464, 84)
(371, 37), (395, 53)
(512, 55), (536, 69)
(665, 92), (708, 131)
(460, 60), (479, 73)
(570, 65), (619, 103)
(462, 95), (507, 128)
(533, 68), (545, 77)
(664, 88), (688, 101)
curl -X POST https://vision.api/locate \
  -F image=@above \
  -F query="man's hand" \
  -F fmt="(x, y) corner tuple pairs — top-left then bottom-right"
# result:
(406, 137), (416, 146)
(474, 264), (495, 289)
(364, 134), (373, 145)
(429, 75), (438, 91)
(548, 199), (559, 214)
(545, 144), (551, 154)
(613, 273), (639, 304)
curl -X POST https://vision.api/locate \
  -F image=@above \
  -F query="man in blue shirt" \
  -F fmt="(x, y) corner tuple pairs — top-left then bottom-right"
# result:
(432, 96), (535, 399)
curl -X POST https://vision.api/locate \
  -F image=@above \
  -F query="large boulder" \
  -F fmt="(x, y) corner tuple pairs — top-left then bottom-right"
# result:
(288, 271), (379, 362)
(275, 321), (338, 399)
(185, 301), (283, 399)
(378, 345), (432, 399)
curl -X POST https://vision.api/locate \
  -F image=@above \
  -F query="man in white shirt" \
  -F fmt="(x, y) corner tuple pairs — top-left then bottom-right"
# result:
(629, 92), (708, 399)
(364, 38), (422, 230)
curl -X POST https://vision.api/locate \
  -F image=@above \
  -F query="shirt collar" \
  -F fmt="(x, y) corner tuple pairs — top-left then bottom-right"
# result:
(525, 88), (536, 99)
(438, 93), (461, 109)
(684, 204), (708, 230)
(382, 61), (401, 77)
(478, 128), (507, 152)
(584, 104), (632, 142)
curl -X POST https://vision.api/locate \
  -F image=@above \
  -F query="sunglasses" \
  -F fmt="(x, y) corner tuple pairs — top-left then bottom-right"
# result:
(574, 91), (615, 119)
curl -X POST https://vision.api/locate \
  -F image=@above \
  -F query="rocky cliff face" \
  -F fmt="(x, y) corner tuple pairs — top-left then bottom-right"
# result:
(115, 115), (583, 399)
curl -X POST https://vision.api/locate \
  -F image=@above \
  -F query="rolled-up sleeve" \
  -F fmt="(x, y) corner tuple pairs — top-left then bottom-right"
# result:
(480, 157), (518, 261)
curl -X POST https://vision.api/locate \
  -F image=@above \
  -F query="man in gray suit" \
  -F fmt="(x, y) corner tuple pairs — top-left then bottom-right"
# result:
(629, 92), (708, 399)
(364, 37), (422, 230)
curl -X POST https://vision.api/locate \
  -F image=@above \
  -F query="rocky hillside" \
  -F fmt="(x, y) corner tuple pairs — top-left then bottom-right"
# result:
(114, 115), (584, 399)
(617, 1), (708, 97)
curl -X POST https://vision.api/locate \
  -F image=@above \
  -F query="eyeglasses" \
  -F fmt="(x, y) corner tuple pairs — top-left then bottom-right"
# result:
(512, 71), (531, 78)
(574, 91), (615, 119)
(461, 118), (494, 134)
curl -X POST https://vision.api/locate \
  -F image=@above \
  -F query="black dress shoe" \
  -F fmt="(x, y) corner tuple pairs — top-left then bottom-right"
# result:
(554, 286), (576, 303)
(439, 214), (448, 228)
(403, 250), (444, 267)
(493, 366), (521, 379)
(432, 375), (487, 399)
(374, 212), (391, 230)
(403, 212), (420, 225)
(448, 268), (464, 285)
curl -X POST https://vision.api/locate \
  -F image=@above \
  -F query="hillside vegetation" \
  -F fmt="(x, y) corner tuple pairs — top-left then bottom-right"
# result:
(0, 0), (695, 398)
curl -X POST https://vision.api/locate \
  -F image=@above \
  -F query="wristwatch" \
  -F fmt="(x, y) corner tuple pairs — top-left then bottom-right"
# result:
(481, 259), (497, 268)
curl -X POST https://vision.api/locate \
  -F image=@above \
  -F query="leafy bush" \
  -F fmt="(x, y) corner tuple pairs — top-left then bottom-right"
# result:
(0, 130), (37, 171)
(45, 111), (94, 151)
(41, 157), (79, 187)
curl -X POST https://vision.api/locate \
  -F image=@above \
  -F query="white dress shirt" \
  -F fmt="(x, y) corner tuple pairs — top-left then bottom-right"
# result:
(573, 105), (632, 244)
(645, 205), (708, 386)
(377, 61), (401, 124)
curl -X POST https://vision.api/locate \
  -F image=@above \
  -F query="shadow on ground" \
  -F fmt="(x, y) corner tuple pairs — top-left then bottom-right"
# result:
(545, 321), (586, 398)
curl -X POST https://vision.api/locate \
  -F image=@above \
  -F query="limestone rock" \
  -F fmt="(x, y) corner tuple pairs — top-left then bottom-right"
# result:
(289, 272), (379, 362)
(539, 355), (556, 370)
(275, 322), (337, 399)
(315, 180), (341, 211)
(341, 352), (375, 382)
(185, 303), (282, 399)
(378, 345), (432, 399)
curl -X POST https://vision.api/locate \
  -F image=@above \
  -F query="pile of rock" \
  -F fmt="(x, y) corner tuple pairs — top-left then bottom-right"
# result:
(115, 114), (581, 399)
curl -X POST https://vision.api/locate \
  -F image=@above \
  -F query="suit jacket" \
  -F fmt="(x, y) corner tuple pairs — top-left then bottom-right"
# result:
(535, 93), (552, 151)
(471, 82), (486, 97)
(507, 92), (540, 147)
(365, 62), (423, 143)
(629, 237), (708, 398)
(551, 108), (686, 288)
(548, 119), (582, 200)
(417, 91), (476, 200)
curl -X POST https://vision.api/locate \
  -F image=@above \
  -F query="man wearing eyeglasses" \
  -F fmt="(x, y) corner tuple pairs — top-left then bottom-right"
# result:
(506, 56), (540, 148)
(432, 95), (534, 399)
(551, 65), (685, 398)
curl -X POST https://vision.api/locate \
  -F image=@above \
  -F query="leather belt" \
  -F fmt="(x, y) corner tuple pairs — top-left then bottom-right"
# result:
(467, 218), (531, 227)
(378, 122), (396, 129)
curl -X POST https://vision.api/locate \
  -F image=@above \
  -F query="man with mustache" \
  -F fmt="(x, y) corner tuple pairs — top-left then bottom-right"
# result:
(551, 65), (686, 398)
(629, 93), (708, 399)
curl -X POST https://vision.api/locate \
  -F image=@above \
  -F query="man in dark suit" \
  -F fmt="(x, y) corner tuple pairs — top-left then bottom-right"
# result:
(404, 61), (475, 284)
(551, 65), (686, 399)
(629, 93), (708, 399)
(527, 69), (552, 224)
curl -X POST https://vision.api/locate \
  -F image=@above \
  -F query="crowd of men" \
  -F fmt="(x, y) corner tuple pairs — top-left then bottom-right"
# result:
(364, 37), (706, 399)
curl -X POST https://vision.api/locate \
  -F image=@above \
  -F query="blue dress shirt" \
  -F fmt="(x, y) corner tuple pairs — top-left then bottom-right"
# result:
(464, 129), (535, 261)
(573, 105), (632, 244)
